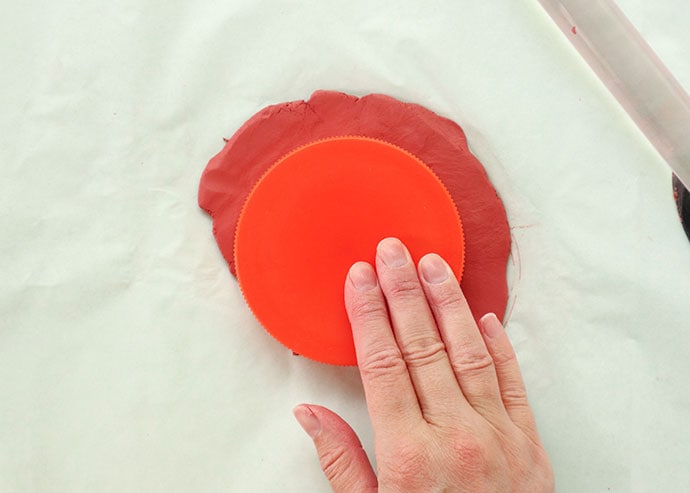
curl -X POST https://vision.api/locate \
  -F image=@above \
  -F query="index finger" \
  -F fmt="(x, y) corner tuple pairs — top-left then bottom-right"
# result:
(344, 262), (422, 430)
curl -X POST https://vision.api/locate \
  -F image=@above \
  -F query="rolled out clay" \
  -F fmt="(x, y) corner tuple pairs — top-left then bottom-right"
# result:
(198, 90), (511, 321)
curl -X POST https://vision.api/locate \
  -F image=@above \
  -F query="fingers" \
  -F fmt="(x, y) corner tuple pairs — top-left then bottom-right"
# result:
(478, 314), (540, 440)
(373, 239), (466, 420)
(293, 404), (378, 492)
(344, 261), (422, 429)
(417, 253), (507, 423)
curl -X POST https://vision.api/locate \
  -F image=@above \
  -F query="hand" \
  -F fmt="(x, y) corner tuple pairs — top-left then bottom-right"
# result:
(293, 237), (554, 492)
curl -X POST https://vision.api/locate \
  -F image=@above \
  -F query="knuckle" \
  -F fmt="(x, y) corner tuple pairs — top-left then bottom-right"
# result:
(453, 435), (484, 463)
(347, 297), (387, 323)
(450, 434), (492, 478)
(382, 443), (429, 486)
(430, 288), (466, 311)
(501, 387), (529, 406)
(385, 276), (423, 301)
(318, 445), (353, 483)
(401, 337), (447, 368)
(451, 348), (495, 377)
(359, 346), (407, 380)
(515, 438), (555, 491)
(491, 346), (518, 366)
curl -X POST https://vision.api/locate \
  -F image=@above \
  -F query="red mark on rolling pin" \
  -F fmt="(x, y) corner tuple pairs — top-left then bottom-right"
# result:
(571, 26), (577, 35)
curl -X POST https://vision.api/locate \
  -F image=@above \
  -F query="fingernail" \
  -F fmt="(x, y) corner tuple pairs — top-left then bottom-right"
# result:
(419, 254), (450, 284)
(480, 313), (503, 338)
(293, 405), (321, 438)
(349, 262), (377, 291)
(378, 238), (408, 268)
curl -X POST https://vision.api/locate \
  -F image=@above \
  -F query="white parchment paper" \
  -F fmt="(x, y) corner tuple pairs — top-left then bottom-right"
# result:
(1, 1), (689, 491)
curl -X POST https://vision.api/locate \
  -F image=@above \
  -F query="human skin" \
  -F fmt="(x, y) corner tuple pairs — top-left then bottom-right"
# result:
(293, 238), (554, 492)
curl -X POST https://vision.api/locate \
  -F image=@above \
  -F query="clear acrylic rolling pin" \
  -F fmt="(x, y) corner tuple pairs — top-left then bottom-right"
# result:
(538, 0), (690, 191)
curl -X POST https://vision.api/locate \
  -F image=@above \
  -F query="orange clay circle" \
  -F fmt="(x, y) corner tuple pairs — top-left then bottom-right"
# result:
(235, 137), (465, 365)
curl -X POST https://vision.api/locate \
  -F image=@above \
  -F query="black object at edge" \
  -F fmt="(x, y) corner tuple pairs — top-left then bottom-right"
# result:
(673, 174), (690, 243)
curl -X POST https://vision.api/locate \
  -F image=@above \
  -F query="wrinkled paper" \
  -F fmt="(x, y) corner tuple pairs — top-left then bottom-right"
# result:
(1, 0), (689, 491)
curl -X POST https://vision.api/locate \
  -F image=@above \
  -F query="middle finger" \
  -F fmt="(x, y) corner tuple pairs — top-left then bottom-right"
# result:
(375, 238), (468, 421)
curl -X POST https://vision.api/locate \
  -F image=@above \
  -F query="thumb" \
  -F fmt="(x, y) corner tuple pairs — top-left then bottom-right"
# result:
(293, 404), (378, 492)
